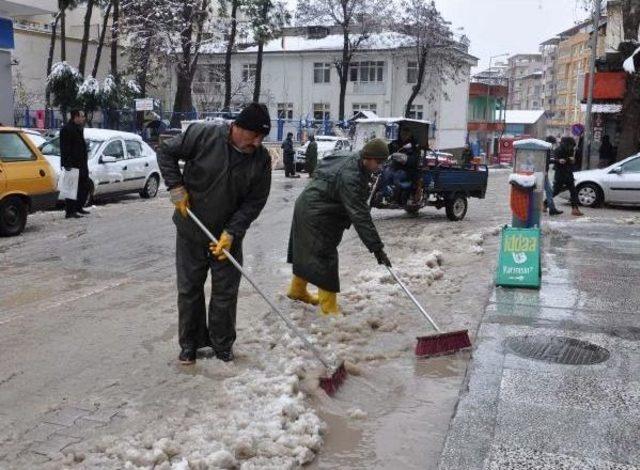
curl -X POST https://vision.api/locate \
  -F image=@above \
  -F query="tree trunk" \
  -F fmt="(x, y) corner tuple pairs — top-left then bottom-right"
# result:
(338, 31), (350, 121)
(405, 51), (427, 117)
(253, 41), (264, 102)
(46, 13), (61, 108)
(60, 6), (66, 61)
(617, 73), (640, 158)
(78, 0), (95, 76)
(224, 0), (239, 110)
(110, 0), (120, 77)
(92, 1), (112, 78)
(171, 71), (194, 127)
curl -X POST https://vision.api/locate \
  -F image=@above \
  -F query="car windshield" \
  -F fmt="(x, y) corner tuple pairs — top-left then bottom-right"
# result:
(40, 137), (101, 157)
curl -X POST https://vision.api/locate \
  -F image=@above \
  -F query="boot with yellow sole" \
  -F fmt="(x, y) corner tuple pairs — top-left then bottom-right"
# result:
(318, 289), (340, 316)
(287, 275), (319, 305)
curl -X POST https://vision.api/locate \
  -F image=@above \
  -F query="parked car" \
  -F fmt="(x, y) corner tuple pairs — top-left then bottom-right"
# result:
(573, 153), (640, 207)
(295, 136), (352, 171)
(0, 128), (58, 236)
(40, 129), (161, 206)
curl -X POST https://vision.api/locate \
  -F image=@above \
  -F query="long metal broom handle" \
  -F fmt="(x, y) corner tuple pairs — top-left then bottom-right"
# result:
(187, 209), (332, 369)
(386, 265), (441, 332)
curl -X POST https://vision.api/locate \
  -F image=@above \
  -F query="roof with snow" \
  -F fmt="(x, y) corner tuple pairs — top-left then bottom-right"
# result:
(83, 129), (143, 141)
(513, 138), (553, 150)
(354, 117), (432, 125)
(505, 110), (545, 125)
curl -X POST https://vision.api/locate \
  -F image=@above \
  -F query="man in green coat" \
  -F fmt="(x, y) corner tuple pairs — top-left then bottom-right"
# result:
(305, 135), (318, 177)
(286, 138), (392, 315)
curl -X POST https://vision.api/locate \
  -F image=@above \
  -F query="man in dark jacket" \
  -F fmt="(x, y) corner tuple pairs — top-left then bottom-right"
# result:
(387, 127), (420, 204)
(552, 136), (583, 217)
(60, 110), (90, 218)
(157, 103), (272, 365)
(281, 132), (299, 178)
(286, 139), (391, 315)
(305, 134), (318, 177)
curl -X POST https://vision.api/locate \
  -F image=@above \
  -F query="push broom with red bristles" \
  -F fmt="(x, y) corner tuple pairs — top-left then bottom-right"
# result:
(188, 209), (346, 395)
(385, 266), (471, 357)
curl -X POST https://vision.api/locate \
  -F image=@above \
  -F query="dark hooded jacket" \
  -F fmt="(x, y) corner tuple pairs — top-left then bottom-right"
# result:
(287, 152), (384, 292)
(157, 122), (271, 244)
(553, 137), (576, 181)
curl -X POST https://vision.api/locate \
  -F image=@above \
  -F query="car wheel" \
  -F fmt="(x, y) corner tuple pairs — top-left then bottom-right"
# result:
(577, 183), (603, 208)
(445, 194), (468, 221)
(0, 196), (28, 236)
(140, 174), (160, 199)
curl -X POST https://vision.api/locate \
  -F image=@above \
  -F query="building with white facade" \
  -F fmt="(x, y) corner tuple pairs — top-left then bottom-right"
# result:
(165, 27), (477, 152)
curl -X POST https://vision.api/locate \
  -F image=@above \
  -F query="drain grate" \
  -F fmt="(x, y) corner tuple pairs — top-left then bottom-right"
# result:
(504, 335), (610, 365)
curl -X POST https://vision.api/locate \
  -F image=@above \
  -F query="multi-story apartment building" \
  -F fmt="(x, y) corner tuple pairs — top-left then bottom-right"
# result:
(521, 71), (543, 109)
(506, 54), (543, 110)
(539, 37), (559, 120)
(175, 26), (478, 151)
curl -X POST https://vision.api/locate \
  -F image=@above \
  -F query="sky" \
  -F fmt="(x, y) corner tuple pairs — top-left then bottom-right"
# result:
(285, 0), (593, 72)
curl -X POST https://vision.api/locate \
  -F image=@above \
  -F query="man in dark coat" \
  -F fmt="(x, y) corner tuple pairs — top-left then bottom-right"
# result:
(286, 138), (392, 315)
(305, 134), (318, 177)
(552, 136), (583, 217)
(281, 132), (299, 178)
(60, 110), (90, 218)
(157, 103), (272, 365)
(387, 127), (420, 204)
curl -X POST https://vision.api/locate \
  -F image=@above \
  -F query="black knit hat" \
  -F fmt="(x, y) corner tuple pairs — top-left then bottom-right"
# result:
(235, 103), (271, 135)
(361, 138), (390, 160)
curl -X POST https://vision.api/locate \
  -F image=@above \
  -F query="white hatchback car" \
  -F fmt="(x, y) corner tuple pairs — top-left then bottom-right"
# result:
(40, 129), (161, 205)
(295, 136), (352, 171)
(573, 153), (640, 207)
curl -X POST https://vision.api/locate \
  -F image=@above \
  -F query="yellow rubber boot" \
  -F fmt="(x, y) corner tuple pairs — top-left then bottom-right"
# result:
(287, 275), (319, 305)
(318, 289), (340, 316)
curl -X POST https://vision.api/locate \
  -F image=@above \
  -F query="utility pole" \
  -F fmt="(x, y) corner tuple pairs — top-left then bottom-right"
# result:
(583, 0), (602, 170)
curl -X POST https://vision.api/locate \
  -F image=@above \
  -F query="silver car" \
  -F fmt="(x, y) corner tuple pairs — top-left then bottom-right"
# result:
(573, 153), (640, 207)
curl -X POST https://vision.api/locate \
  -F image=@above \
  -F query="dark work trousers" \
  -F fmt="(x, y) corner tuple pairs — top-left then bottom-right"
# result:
(284, 157), (296, 177)
(65, 167), (90, 215)
(176, 233), (243, 352)
(553, 174), (579, 208)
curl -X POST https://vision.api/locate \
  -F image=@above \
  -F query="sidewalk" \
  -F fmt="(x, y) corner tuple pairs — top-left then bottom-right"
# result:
(439, 220), (640, 469)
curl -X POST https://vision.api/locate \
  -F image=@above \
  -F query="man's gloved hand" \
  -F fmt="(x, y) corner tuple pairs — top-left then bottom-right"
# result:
(210, 231), (234, 261)
(169, 185), (190, 218)
(374, 249), (392, 267)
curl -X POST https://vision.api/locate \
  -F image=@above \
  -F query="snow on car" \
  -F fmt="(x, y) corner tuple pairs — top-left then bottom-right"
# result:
(573, 153), (640, 207)
(40, 128), (162, 205)
(295, 136), (352, 171)
(21, 129), (48, 148)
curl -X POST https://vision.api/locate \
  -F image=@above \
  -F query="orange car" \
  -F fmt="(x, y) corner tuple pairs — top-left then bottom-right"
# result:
(0, 127), (58, 236)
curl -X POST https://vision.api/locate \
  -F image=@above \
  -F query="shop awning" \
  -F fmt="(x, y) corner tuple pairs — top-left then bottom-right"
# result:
(580, 103), (623, 113)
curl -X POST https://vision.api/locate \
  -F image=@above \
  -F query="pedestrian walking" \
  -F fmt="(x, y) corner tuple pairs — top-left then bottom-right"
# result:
(552, 137), (583, 217)
(544, 136), (562, 216)
(305, 134), (318, 177)
(60, 110), (90, 218)
(157, 103), (273, 365)
(286, 138), (392, 315)
(282, 132), (299, 178)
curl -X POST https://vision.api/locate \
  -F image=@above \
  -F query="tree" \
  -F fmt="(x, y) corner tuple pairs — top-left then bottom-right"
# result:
(297, 0), (389, 121)
(92, 0), (113, 78)
(617, 0), (640, 158)
(77, 76), (101, 124)
(392, 0), (468, 118)
(45, 11), (62, 108)
(221, 0), (242, 110)
(78, 0), (95, 76)
(47, 62), (82, 119)
(110, 0), (120, 77)
(246, 0), (290, 102)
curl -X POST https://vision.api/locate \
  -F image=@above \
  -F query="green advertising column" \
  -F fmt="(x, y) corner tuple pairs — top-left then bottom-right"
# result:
(496, 227), (541, 289)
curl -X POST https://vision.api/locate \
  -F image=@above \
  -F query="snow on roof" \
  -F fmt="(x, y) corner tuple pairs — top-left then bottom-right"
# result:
(83, 128), (142, 141)
(354, 117), (431, 125)
(201, 32), (414, 54)
(513, 138), (553, 150)
(505, 110), (545, 125)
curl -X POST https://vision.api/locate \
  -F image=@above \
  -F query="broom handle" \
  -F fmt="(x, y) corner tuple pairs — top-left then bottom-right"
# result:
(386, 265), (442, 332)
(187, 209), (332, 370)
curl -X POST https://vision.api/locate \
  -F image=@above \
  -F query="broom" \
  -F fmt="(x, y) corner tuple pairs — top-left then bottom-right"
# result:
(187, 209), (347, 395)
(386, 266), (471, 357)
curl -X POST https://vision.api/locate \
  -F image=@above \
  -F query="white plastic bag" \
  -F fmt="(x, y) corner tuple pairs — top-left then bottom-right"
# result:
(57, 168), (79, 200)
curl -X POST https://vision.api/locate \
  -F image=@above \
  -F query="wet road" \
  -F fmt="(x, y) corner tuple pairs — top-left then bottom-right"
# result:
(1, 170), (638, 468)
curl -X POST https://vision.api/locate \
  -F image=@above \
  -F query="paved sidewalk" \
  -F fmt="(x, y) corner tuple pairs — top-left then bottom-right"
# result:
(439, 220), (640, 469)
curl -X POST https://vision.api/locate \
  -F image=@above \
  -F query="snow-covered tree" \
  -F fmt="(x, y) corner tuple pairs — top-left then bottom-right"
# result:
(220, 0), (244, 110)
(296, 0), (390, 121)
(246, 0), (290, 102)
(46, 61), (82, 118)
(392, 0), (468, 117)
(77, 76), (101, 124)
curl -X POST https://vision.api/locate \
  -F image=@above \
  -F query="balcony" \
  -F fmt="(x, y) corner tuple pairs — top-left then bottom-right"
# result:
(351, 82), (385, 95)
(0, 0), (56, 16)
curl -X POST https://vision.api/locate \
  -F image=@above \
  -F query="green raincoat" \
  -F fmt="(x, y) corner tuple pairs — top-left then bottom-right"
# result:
(305, 140), (318, 176)
(287, 152), (384, 292)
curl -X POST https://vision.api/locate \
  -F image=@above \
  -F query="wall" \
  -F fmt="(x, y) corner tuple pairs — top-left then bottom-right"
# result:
(0, 49), (12, 124)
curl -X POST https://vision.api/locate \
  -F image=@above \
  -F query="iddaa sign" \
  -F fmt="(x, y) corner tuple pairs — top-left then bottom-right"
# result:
(496, 227), (541, 289)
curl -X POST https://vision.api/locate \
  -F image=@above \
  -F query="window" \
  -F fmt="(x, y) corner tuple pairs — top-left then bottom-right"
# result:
(407, 61), (418, 84)
(102, 141), (125, 160)
(277, 102), (294, 119)
(407, 104), (424, 120)
(313, 103), (330, 120)
(621, 157), (640, 173)
(352, 103), (377, 115)
(313, 63), (331, 83)
(242, 64), (256, 82)
(0, 133), (35, 161)
(125, 140), (143, 159)
(349, 61), (384, 82)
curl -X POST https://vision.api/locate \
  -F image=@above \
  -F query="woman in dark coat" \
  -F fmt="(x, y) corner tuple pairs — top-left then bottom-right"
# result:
(305, 135), (318, 177)
(553, 137), (583, 217)
(287, 139), (391, 315)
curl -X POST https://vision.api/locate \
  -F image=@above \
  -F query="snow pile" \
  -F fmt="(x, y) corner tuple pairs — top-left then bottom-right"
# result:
(616, 216), (640, 225)
(127, 79), (142, 95)
(508, 173), (536, 188)
(79, 77), (100, 95)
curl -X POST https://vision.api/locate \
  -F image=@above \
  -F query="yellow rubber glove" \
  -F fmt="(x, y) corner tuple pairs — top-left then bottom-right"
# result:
(169, 185), (190, 218)
(209, 231), (234, 261)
